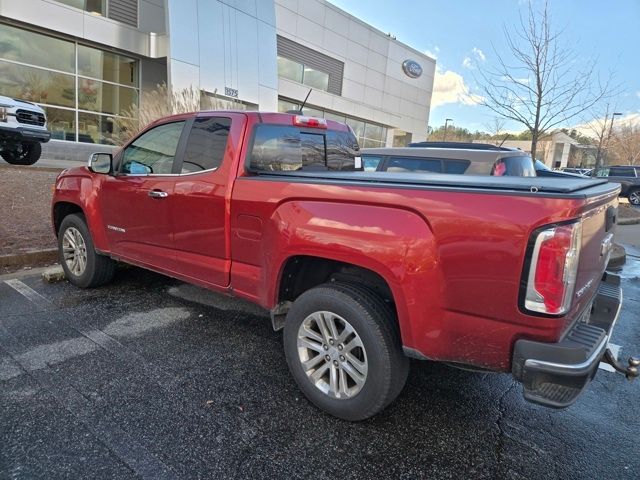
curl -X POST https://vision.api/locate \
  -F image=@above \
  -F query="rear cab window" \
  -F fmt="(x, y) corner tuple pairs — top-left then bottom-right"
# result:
(249, 124), (360, 172)
(387, 157), (441, 173)
(609, 167), (637, 177)
(492, 156), (536, 177)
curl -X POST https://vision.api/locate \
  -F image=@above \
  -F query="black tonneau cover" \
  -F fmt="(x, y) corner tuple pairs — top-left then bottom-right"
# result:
(257, 171), (618, 197)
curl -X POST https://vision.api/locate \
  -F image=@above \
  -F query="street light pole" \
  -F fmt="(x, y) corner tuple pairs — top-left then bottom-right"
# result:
(443, 118), (453, 142)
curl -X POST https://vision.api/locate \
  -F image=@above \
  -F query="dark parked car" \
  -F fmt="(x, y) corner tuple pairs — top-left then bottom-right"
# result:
(592, 166), (640, 205)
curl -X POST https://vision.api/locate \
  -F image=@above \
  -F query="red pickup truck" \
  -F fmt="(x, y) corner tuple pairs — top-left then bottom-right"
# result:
(52, 111), (637, 420)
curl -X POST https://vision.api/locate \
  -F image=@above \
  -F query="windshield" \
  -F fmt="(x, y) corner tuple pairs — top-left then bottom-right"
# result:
(535, 160), (551, 171)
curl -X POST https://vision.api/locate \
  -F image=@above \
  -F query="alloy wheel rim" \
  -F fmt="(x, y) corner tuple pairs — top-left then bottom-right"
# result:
(630, 191), (640, 205)
(297, 311), (368, 400)
(62, 227), (88, 276)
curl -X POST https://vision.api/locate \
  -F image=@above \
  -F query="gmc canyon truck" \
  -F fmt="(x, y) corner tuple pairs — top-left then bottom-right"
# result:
(51, 111), (638, 421)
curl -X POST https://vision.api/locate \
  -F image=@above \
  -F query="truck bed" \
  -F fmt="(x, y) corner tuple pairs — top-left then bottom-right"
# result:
(255, 171), (616, 198)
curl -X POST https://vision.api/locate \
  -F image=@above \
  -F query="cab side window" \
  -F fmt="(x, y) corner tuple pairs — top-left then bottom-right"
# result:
(610, 167), (637, 177)
(181, 117), (231, 173)
(121, 121), (185, 175)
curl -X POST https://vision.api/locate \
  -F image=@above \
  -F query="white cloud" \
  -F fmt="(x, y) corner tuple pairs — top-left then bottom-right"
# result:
(572, 113), (640, 138)
(462, 47), (486, 69)
(425, 45), (440, 60)
(431, 67), (484, 108)
(472, 47), (486, 62)
(636, 91), (640, 99)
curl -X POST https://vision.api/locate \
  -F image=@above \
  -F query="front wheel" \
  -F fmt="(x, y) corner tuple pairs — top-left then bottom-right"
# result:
(1, 142), (42, 165)
(629, 189), (640, 206)
(58, 213), (116, 288)
(283, 283), (409, 421)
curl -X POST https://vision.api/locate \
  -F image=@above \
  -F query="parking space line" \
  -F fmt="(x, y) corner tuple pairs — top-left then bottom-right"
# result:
(4, 279), (52, 310)
(0, 323), (178, 480)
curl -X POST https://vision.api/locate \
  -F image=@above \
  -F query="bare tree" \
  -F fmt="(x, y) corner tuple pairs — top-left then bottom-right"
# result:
(476, 0), (612, 162)
(484, 117), (506, 139)
(611, 122), (640, 166)
(584, 105), (618, 171)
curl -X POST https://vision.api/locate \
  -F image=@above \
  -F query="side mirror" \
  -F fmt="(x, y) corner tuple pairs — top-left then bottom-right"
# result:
(88, 153), (113, 174)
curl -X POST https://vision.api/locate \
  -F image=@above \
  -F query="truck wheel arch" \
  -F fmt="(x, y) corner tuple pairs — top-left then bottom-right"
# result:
(53, 201), (84, 236)
(271, 255), (413, 344)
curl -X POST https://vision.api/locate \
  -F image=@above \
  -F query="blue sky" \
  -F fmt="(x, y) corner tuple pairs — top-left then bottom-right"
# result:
(329, 0), (640, 134)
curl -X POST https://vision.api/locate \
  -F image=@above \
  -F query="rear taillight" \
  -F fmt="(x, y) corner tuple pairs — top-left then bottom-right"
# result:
(524, 221), (582, 315)
(293, 115), (327, 129)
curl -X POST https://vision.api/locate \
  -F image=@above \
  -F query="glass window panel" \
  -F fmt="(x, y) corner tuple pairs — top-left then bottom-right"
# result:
(387, 157), (442, 173)
(324, 112), (346, 124)
(443, 159), (471, 174)
(0, 60), (75, 107)
(277, 56), (303, 83)
(326, 131), (359, 171)
(78, 45), (138, 87)
(78, 112), (123, 145)
(121, 121), (185, 174)
(301, 107), (323, 118)
(78, 78), (138, 115)
(362, 155), (383, 172)
(303, 67), (329, 91)
(0, 23), (75, 72)
(346, 118), (365, 139)
(181, 117), (231, 173)
(85, 0), (106, 15)
(300, 132), (326, 169)
(364, 123), (384, 142)
(278, 99), (299, 112)
(46, 107), (76, 142)
(250, 125), (303, 172)
(56, 0), (106, 15)
(610, 167), (636, 177)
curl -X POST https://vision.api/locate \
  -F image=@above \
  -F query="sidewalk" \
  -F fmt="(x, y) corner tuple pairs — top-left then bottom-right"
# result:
(0, 164), (59, 271)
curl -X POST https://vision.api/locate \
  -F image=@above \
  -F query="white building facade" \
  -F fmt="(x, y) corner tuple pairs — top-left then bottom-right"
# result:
(0, 0), (434, 149)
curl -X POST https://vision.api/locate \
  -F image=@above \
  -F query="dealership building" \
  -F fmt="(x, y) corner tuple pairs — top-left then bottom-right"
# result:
(0, 0), (434, 151)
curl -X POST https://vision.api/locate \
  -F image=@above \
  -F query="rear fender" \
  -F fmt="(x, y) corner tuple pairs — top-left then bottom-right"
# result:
(263, 200), (442, 348)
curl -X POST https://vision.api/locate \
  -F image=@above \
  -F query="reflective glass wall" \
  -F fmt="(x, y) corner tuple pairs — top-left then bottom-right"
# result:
(278, 98), (388, 148)
(0, 23), (139, 144)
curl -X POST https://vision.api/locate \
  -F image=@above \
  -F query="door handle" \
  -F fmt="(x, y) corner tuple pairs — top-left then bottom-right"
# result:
(148, 190), (169, 199)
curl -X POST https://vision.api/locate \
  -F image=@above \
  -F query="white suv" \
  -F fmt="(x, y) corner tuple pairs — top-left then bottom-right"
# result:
(0, 95), (51, 165)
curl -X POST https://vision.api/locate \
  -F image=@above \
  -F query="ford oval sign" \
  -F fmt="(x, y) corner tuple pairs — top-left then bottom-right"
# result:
(402, 60), (423, 79)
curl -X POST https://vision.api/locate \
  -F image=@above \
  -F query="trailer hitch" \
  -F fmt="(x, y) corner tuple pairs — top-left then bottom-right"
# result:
(602, 348), (640, 381)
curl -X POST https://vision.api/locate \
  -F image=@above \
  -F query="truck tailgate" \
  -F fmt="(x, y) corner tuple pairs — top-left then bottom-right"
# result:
(571, 185), (620, 321)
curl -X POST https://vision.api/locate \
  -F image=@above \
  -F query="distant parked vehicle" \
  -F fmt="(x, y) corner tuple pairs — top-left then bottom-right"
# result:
(561, 167), (592, 176)
(363, 142), (536, 176)
(592, 165), (640, 205)
(0, 95), (50, 165)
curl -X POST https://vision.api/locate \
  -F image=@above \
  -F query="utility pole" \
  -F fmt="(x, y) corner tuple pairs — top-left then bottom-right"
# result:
(443, 118), (453, 142)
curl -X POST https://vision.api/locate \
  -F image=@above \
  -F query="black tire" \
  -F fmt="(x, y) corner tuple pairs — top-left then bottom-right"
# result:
(1, 142), (42, 165)
(628, 188), (640, 206)
(283, 282), (409, 421)
(58, 213), (116, 288)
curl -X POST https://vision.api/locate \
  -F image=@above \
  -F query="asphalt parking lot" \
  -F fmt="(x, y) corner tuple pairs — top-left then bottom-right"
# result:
(1, 259), (639, 479)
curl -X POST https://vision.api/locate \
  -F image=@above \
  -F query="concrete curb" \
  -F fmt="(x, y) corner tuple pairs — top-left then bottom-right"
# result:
(608, 244), (626, 270)
(618, 217), (640, 226)
(0, 249), (57, 267)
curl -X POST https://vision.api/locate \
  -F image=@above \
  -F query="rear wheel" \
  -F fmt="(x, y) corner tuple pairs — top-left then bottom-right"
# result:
(283, 282), (409, 421)
(629, 189), (640, 206)
(1, 142), (42, 165)
(58, 213), (116, 288)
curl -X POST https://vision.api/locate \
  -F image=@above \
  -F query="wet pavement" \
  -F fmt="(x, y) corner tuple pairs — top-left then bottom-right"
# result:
(1, 251), (639, 479)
